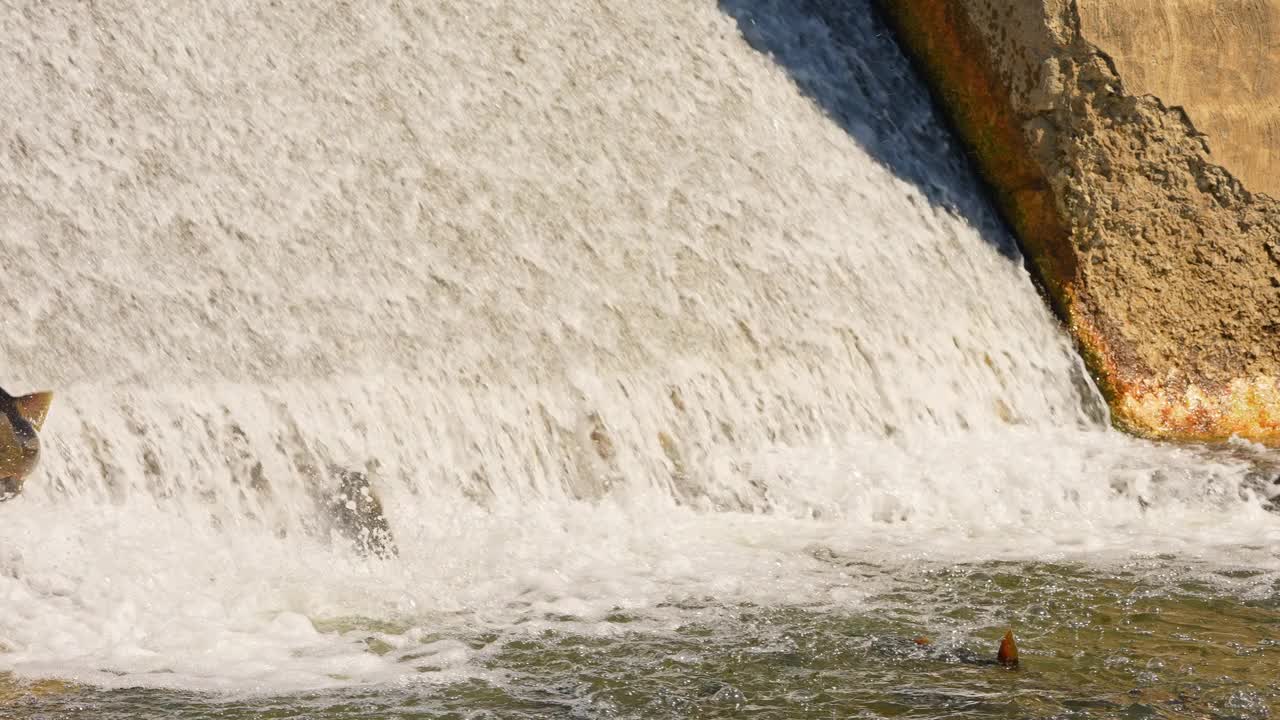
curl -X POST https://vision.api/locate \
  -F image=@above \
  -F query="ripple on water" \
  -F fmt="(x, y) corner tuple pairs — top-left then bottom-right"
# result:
(1, 558), (1275, 718)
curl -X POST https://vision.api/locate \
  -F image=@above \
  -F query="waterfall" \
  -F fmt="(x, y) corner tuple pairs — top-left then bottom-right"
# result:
(0, 0), (1274, 693)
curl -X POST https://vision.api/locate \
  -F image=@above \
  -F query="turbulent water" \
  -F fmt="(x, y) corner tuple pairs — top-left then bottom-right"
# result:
(1, 1), (1278, 717)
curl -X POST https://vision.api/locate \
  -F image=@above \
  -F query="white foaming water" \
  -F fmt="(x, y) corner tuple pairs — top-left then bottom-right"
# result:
(1, 0), (1278, 694)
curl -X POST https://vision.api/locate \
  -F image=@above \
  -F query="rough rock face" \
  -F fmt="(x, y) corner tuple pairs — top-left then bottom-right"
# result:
(877, 0), (1280, 443)
(1077, 0), (1280, 199)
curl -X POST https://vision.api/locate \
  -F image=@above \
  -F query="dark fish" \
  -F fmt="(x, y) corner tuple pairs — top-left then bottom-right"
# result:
(325, 463), (398, 559)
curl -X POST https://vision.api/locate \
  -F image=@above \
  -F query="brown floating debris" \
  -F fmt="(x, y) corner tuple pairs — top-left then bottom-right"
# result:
(997, 629), (1019, 668)
(913, 636), (932, 646)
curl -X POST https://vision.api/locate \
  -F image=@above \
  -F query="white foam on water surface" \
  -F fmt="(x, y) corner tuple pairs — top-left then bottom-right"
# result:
(1, 0), (1278, 695)
(2, 412), (1276, 693)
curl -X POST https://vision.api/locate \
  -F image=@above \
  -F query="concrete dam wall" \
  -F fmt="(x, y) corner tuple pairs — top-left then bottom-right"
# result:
(878, 0), (1280, 443)
(1078, 0), (1280, 199)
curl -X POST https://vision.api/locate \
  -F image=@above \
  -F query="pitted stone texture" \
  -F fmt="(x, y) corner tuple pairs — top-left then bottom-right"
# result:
(879, 0), (1280, 441)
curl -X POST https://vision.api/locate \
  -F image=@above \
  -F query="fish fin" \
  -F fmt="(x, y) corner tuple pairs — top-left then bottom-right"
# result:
(997, 629), (1019, 668)
(13, 391), (53, 431)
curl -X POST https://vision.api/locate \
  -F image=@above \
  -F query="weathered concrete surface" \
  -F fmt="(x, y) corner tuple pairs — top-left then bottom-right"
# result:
(877, 1), (1280, 443)
(1078, 0), (1280, 199)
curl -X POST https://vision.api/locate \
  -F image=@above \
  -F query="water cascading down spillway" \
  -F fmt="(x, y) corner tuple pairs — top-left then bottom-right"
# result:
(1, 0), (1278, 711)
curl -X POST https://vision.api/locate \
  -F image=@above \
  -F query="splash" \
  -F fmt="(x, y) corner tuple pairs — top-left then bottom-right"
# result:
(0, 0), (1276, 694)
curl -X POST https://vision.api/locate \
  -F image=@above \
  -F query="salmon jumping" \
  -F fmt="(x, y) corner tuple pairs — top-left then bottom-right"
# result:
(0, 387), (53, 501)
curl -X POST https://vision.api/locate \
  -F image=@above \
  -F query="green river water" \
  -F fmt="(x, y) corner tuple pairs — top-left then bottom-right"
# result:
(6, 557), (1275, 719)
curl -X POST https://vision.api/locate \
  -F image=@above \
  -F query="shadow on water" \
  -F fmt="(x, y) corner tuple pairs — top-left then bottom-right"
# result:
(718, 0), (1021, 260)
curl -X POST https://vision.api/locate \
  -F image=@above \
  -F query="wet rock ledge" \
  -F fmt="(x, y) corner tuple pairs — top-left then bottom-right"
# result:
(875, 0), (1280, 443)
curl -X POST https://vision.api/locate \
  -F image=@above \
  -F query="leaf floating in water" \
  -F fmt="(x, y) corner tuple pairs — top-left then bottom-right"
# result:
(913, 636), (931, 646)
(997, 629), (1019, 668)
